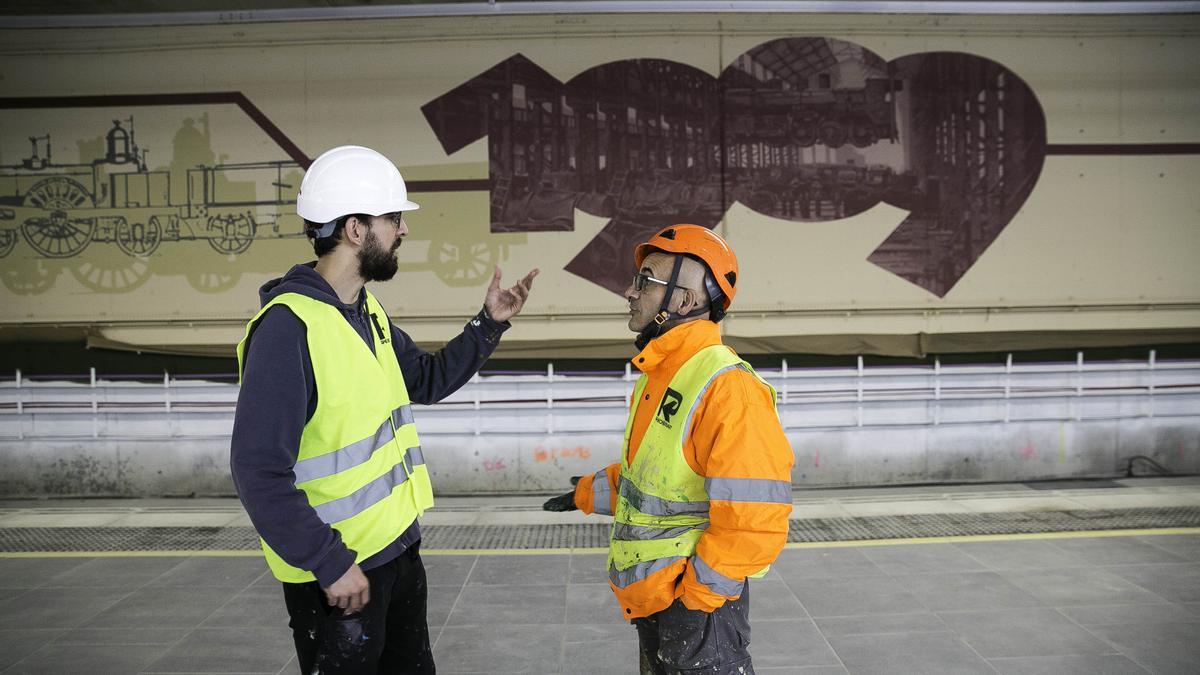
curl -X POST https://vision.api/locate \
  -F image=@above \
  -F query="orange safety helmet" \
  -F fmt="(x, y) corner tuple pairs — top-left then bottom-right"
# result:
(634, 224), (739, 311)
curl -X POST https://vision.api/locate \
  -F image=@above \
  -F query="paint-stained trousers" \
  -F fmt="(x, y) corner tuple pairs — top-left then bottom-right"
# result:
(634, 581), (753, 675)
(281, 543), (435, 675)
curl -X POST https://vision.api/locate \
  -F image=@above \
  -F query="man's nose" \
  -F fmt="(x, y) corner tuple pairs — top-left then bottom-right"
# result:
(623, 284), (638, 301)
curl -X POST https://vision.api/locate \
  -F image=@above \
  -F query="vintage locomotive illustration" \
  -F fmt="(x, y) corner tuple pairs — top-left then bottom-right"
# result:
(0, 112), (509, 295)
(0, 114), (302, 294)
(1, 120), (293, 259)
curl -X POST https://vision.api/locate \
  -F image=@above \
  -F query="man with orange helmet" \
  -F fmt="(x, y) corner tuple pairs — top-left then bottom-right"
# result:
(544, 224), (794, 674)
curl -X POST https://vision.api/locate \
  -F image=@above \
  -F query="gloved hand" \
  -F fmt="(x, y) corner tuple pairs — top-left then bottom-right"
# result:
(542, 476), (583, 512)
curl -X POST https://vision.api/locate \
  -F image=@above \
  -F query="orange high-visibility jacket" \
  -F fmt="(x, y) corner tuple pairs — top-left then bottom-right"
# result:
(574, 320), (794, 618)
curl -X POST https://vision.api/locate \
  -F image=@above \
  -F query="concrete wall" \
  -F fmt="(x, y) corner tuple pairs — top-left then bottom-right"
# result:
(2, 359), (1196, 497)
(2, 418), (1197, 498)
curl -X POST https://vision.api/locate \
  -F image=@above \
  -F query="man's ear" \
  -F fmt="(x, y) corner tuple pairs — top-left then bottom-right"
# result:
(343, 216), (367, 246)
(687, 288), (711, 318)
(678, 287), (699, 313)
(681, 285), (700, 312)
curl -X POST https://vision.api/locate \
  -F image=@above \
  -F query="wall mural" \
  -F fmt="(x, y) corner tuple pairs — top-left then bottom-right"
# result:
(423, 37), (1047, 297)
(0, 38), (1046, 301)
(0, 106), (507, 296)
(0, 108), (307, 295)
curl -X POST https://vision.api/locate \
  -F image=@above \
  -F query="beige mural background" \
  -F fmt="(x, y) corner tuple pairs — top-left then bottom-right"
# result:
(0, 12), (1197, 357)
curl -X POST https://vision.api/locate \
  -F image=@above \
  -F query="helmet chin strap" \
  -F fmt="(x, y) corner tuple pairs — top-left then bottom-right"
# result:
(634, 255), (711, 350)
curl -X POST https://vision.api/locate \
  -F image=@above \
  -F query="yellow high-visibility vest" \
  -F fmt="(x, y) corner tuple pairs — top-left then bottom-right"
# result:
(237, 290), (434, 583)
(608, 345), (777, 594)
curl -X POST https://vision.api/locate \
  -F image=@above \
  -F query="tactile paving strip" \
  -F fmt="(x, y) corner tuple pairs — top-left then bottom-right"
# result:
(2, 507), (1198, 553)
(0, 526), (260, 552)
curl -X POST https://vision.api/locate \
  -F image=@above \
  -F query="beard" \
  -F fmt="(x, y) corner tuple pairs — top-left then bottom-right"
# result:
(358, 228), (400, 282)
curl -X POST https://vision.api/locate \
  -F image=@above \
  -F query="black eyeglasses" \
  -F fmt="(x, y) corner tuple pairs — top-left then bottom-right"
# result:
(379, 212), (405, 227)
(632, 272), (671, 292)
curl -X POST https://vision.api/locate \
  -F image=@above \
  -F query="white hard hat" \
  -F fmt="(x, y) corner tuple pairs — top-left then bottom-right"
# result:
(296, 145), (420, 224)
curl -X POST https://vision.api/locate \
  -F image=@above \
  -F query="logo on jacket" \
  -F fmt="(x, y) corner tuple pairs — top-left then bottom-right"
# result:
(369, 313), (391, 345)
(656, 388), (683, 429)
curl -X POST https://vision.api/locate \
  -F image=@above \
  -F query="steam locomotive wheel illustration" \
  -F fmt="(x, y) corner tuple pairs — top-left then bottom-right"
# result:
(1, 259), (60, 295)
(115, 216), (163, 258)
(430, 238), (498, 286)
(206, 214), (256, 255)
(0, 229), (16, 258)
(23, 176), (94, 211)
(70, 256), (152, 292)
(20, 209), (95, 258)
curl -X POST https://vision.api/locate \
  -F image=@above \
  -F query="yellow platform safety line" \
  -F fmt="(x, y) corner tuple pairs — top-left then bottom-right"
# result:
(2, 527), (1198, 559)
(780, 527), (1200, 549)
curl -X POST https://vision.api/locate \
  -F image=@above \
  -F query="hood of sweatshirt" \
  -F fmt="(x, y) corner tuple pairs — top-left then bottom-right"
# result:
(258, 262), (368, 323)
(260, 263), (343, 305)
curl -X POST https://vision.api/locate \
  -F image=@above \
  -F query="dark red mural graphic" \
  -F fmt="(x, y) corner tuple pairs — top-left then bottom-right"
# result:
(422, 38), (1047, 297)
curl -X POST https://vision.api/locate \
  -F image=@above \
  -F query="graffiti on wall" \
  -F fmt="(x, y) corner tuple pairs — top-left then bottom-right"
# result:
(423, 38), (1047, 297)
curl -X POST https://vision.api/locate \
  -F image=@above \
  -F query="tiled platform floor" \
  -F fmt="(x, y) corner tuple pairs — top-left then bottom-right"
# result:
(2, 478), (1199, 673)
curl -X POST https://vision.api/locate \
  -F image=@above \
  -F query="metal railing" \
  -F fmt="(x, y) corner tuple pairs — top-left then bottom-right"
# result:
(1, 352), (1197, 441)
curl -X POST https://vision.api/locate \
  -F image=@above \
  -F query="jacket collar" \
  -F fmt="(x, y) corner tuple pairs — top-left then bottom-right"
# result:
(631, 320), (721, 375)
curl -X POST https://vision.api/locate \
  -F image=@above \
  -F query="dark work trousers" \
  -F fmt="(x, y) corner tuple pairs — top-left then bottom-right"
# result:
(281, 543), (434, 675)
(634, 581), (752, 675)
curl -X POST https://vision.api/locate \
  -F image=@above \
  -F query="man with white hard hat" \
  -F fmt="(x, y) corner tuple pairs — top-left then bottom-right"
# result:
(232, 145), (537, 674)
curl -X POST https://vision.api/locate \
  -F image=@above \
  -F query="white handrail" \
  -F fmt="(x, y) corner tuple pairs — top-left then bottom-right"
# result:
(1, 357), (1198, 441)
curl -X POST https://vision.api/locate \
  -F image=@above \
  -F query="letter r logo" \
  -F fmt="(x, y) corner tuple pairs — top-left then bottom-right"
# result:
(658, 388), (683, 426)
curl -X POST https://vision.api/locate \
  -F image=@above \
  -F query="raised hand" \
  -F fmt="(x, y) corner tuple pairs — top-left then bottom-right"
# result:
(484, 267), (539, 323)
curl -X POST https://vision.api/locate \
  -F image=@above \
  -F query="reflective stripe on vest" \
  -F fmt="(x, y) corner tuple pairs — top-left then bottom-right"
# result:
(591, 468), (614, 516)
(293, 404), (417, 485)
(313, 445), (427, 523)
(693, 552), (745, 597)
(679, 362), (747, 443)
(613, 522), (709, 542)
(609, 555), (687, 589)
(618, 476), (709, 517)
